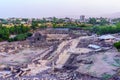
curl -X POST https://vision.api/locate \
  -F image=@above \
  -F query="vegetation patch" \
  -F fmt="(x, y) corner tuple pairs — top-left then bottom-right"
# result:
(91, 23), (120, 35)
(102, 73), (112, 80)
(114, 41), (120, 51)
(8, 33), (32, 42)
(0, 24), (30, 41)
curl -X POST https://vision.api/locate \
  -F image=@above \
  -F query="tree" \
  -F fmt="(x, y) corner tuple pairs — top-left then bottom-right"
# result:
(89, 18), (96, 25)
(31, 21), (38, 30)
(53, 23), (57, 28)
(53, 17), (57, 23)
(0, 27), (10, 40)
(99, 18), (108, 25)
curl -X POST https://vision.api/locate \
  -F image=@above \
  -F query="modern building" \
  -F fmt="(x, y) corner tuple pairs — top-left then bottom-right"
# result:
(80, 15), (85, 22)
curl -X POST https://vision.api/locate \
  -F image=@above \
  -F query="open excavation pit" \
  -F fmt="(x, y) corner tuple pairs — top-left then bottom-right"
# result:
(0, 29), (120, 80)
(50, 35), (120, 80)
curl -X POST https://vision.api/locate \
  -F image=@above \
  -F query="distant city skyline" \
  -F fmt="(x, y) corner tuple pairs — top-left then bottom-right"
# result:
(0, 0), (120, 18)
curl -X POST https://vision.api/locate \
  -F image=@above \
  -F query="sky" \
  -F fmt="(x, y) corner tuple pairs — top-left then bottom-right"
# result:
(0, 0), (120, 18)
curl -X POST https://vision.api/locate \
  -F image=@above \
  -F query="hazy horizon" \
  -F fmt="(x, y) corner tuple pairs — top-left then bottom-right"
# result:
(0, 0), (120, 18)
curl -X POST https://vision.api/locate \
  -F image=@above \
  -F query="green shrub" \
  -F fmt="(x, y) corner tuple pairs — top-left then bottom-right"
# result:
(15, 34), (27, 41)
(114, 41), (120, 51)
(8, 38), (14, 42)
(8, 33), (32, 42)
(92, 24), (120, 35)
(26, 32), (33, 37)
(0, 38), (3, 42)
(102, 73), (112, 80)
(114, 41), (120, 49)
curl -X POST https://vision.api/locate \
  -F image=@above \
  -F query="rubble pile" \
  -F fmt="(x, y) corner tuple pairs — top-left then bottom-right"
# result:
(77, 38), (112, 48)
(0, 41), (30, 54)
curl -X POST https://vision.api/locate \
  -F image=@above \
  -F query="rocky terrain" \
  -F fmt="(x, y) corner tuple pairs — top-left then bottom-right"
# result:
(0, 28), (120, 80)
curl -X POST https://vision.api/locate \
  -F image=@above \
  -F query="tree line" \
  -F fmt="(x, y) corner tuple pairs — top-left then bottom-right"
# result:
(0, 24), (30, 41)
(91, 23), (120, 35)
